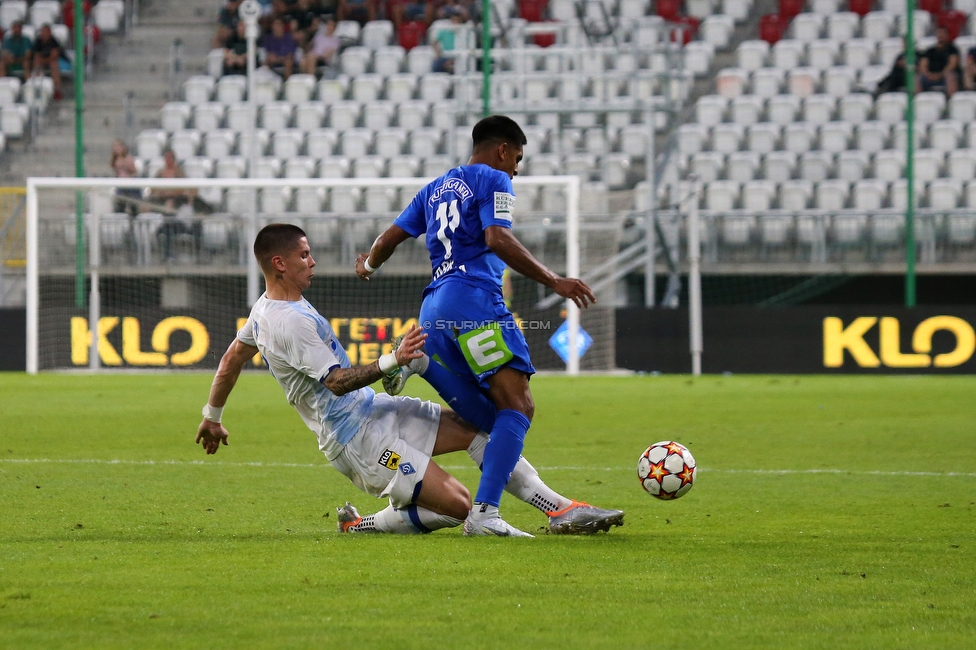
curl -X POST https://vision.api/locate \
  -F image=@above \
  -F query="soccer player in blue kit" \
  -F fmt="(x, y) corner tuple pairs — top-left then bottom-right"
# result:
(356, 115), (624, 536)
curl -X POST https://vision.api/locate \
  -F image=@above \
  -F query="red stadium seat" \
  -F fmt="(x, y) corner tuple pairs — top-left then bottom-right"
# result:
(779, 0), (803, 21)
(919, 0), (942, 13)
(937, 10), (967, 40)
(534, 23), (557, 47)
(656, 0), (682, 22)
(519, 0), (548, 22)
(848, 0), (872, 16)
(760, 13), (784, 44)
(398, 21), (426, 50)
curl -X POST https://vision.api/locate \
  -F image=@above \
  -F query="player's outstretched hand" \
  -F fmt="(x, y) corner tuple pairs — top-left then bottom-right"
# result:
(196, 419), (229, 455)
(355, 253), (373, 281)
(552, 277), (597, 309)
(395, 324), (427, 366)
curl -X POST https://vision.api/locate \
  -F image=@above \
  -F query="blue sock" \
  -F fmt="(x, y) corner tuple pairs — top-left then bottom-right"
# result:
(421, 359), (496, 432)
(475, 409), (531, 507)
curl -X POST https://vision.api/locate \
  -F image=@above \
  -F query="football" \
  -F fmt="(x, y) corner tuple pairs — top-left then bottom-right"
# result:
(637, 441), (697, 500)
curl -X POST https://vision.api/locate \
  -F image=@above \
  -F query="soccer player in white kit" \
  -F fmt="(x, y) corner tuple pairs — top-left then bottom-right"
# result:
(195, 223), (624, 535)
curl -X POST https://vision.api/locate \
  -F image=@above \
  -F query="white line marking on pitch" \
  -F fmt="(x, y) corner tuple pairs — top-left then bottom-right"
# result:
(0, 458), (974, 478)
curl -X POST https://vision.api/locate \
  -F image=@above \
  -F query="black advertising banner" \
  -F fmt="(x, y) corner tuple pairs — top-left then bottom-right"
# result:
(617, 306), (976, 374)
(0, 308), (25, 370)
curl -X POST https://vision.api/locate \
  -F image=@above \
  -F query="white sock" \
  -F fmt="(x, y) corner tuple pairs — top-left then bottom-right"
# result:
(352, 504), (461, 534)
(466, 434), (573, 515)
(408, 353), (429, 375)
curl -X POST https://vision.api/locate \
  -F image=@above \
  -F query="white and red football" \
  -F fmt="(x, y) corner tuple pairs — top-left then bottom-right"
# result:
(637, 441), (697, 500)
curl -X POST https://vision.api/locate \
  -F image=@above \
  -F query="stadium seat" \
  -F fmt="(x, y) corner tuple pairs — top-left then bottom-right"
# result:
(695, 95), (729, 126)
(170, 130), (201, 160)
(353, 156), (387, 179)
(763, 151), (798, 182)
(397, 101), (429, 130)
(855, 121), (890, 153)
(862, 11), (895, 41)
(752, 68), (785, 98)
(743, 180), (777, 211)
(914, 149), (945, 182)
(341, 128), (374, 158)
(870, 212), (901, 246)
(363, 101), (396, 130)
(876, 93), (907, 124)
(803, 94), (836, 125)
(732, 95), (765, 126)
(792, 14), (825, 42)
(330, 187), (360, 212)
(600, 154), (631, 188)
(824, 67), (857, 97)
(374, 46), (407, 76)
(838, 94), (873, 124)
(853, 178), (888, 209)
(914, 92), (946, 124)
(294, 102), (326, 131)
(737, 40), (770, 72)
(253, 75), (283, 105)
(227, 103), (256, 131)
(420, 74), (452, 102)
(386, 74), (417, 102)
(260, 187), (293, 213)
(194, 103), (226, 132)
(691, 152), (725, 183)
(706, 180), (741, 211)
(0, 78), (20, 107)
(712, 123), (745, 154)
(372, 127), (407, 158)
(873, 150), (905, 181)
(365, 187), (397, 213)
(409, 127), (443, 158)
(780, 179), (813, 209)
(407, 46), (436, 75)
(877, 37), (904, 68)
(893, 122), (926, 151)
(184, 76), (215, 106)
(827, 11), (860, 40)
(837, 150), (871, 181)
(929, 120), (963, 152)
(295, 187), (325, 214)
(678, 124), (709, 155)
(772, 39), (805, 70)
(563, 153), (597, 180)
(203, 129), (236, 159)
(318, 76), (350, 102)
(306, 129), (338, 158)
(842, 39), (876, 70)
(720, 214), (755, 246)
(859, 65), (889, 91)
(747, 123), (781, 153)
(816, 180), (850, 209)
(800, 151), (834, 181)
(422, 156), (454, 178)
(318, 157), (351, 178)
(948, 91), (976, 122)
(329, 100), (362, 130)
(702, 15), (734, 48)
(362, 20), (394, 49)
(527, 154), (561, 176)
(947, 149), (976, 181)
(261, 102), (294, 132)
(161, 102), (191, 133)
(767, 94), (801, 125)
(789, 67), (821, 97)
(181, 156), (213, 179)
(272, 129), (304, 160)
(215, 157), (246, 179)
(341, 47), (372, 76)
(811, 0), (841, 14)
(819, 121), (852, 152)
(727, 151), (761, 182)
(783, 122), (816, 153)
(834, 214), (867, 245)
(929, 179), (962, 209)
(237, 129), (270, 158)
(716, 68), (749, 98)
(895, 10), (931, 36)
(284, 75), (316, 105)
(251, 157), (282, 179)
(808, 40), (839, 70)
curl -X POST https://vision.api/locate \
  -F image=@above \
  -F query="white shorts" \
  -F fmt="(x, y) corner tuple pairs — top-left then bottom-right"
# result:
(330, 393), (441, 509)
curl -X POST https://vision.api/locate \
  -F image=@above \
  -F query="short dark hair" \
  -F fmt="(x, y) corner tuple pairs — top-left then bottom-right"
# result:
(253, 223), (307, 273)
(472, 115), (527, 150)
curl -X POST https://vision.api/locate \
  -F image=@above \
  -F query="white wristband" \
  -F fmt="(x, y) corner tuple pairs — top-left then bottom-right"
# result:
(364, 257), (379, 273)
(202, 403), (223, 423)
(378, 352), (399, 376)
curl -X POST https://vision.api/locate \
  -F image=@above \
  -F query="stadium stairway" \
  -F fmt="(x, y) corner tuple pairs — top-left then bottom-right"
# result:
(0, 0), (215, 184)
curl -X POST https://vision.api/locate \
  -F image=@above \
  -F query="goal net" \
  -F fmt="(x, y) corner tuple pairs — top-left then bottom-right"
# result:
(26, 176), (619, 375)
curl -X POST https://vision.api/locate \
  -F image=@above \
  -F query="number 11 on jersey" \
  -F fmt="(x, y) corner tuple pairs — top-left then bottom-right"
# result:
(435, 200), (460, 259)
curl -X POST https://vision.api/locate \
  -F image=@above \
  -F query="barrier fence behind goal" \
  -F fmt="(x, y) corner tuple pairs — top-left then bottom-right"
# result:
(26, 176), (620, 375)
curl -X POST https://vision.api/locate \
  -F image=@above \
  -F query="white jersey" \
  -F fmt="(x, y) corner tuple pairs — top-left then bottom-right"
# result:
(237, 293), (374, 460)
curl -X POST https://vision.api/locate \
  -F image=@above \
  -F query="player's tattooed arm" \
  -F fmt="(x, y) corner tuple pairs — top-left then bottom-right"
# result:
(321, 363), (386, 396)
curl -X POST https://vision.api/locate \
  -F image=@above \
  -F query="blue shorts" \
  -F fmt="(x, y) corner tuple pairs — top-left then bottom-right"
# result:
(419, 279), (535, 391)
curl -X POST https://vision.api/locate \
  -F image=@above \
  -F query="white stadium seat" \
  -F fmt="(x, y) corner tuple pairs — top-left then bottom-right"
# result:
(929, 179), (962, 210)
(913, 149), (944, 182)
(318, 76), (350, 102)
(296, 187), (325, 214)
(353, 156), (387, 179)
(387, 74), (417, 102)
(843, 39), (876, 69)
(930, 120), (963, 153)
(340, 47), (372, 76)
(182, 157), (213, 179)
(772, 40), (805, 70)
(420, 74), (452, 102)
(705, 180), (740, 211)
(803, 94), (836, 125)
(716, 68), (748, 98)
(691, 152), (725, 183)
(184, 76), (215, 106)
(204, 129), (236, 159)
(807, 40), (839, 70)
(678, 124), (708, 155)
(791, 14), (824, 42)
(295, 102), (326, 131)
(752, 68), (784, 98)
(816, 180), (850, 210)
(727, 151), (760, 182)
(194, 103), (226, 132)
(747, 123), (781, 153)
(838, 150), (871, 182)
(374, 46), (407, 76)
(763, 151), (798, 183)
(407, 46), (436, 75)
(318, 157), (351, 179)
(600, 154), (631, 188)
(948, 92), (976, 123)
(838, 94), (873, 124)
(307, 129), (338, 158)
(285, 157), (317, 179)
(136, 130), (167, 160)
(736, 40), (769, 72)
(827, 12), (859, 40)
(947, 149), (976, 182)
(251, 157), (282, 179)
(260, 187), (292, 213)
(788, 67), (821, 98)
(780, 180), (813, 210)
(731, 95), (765, 126)
(743, 180), (777, 211)
(237, 130), (270, 158)
(892, 122), (925, 150)
(341, 128), (374, 158)
(811, 0), (840, 14)
(853, 179), (888, 210)
(695, 95), (728, 126)
(363, 101), (396, 129)
(855, 121), (890, 153)
(261, 102), (294, 132)
(915, 92), (946, 124)
(800, 151), (833, 182)
(170, 130), (201, 160)
(824, 67), (857, 97)
(834, 214), (867, 245)
(397, 101), (430, 131)
(284, 74), (316, 104)
(873, 150), (906, 182)
(388, 155), (421, 178)
(226, 102), (256, 131)
(272, 129), (305, 160)
(722, 215), (755, 245)
(768, 94), (802, 125)
(863, 12), (895, 41)
(375, 127), (408, 158)
(784, 122), (817, 154)
(819, 121), (852, 153)
(712, 124), (745, 154)
(329, 100), (362, 130)
(352, 73), (384, 103)
(361, 20), (394, 49)
(701, 15), (734, 48)
(876, 92), (907, 124)
(409, 127), (443, 158)
(216, 157), (247, 179)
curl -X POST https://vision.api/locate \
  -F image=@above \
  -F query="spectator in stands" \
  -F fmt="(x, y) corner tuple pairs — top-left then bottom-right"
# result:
(0, 22), (32, 82)
(223, 20), (249, 76)
(918, 25), (960, 97)
(32, 25), (64, 100)
(963, 46), (976, 91)
(337, 0), (376, 25)
(214, 0), (243, 48)
(263, 17), (297, 79)
(151, 150), (199, 260)
(110, 140), (142, 216)
(284, 0), (319, 46)
(875, 49), (912, 97)
(436, 0), (478, 21)
(391, 0), (433, 29)
(431, 8), (466, 74)
(300, 16), (340, 74)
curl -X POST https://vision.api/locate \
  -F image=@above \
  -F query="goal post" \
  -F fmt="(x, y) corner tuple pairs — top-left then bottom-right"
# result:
(25, 175), (602, 375)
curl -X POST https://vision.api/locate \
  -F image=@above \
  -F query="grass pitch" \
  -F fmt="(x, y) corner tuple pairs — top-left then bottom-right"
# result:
(1, 372), (974, 649)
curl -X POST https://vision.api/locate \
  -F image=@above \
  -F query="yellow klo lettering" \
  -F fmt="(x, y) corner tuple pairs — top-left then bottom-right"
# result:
(823, 317), (880, 368)
(879, 317), (930, 368)
(122, 317), (167, 366)
(70, 317), (122, 366)
(913, 316), (976, 368)
(152, 317), (210, 366)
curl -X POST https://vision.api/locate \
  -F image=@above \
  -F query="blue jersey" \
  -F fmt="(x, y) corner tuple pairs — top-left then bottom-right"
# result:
(393, 164), (515, 294)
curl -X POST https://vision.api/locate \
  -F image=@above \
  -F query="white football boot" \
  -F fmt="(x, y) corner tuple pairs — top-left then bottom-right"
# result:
(462, 504), (534, 538)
